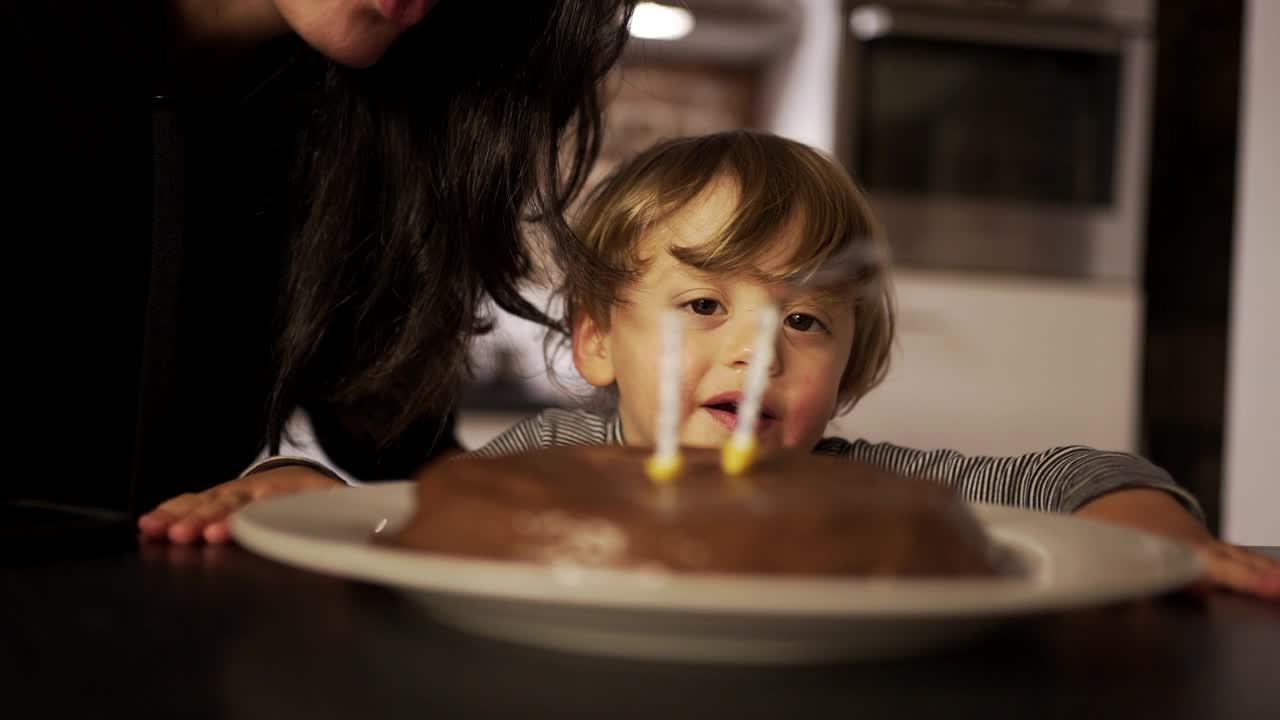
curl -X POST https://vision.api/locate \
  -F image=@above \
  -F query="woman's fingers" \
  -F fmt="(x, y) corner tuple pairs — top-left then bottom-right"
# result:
(166, 490), (251, 544)
(137, 467), (342, 544)
(137, 508), (178, 538)
(185, 485), (256, 545)
(201, 520), (233, 545)
(136, 484), (252, 544)
(138, 491), (205, 539)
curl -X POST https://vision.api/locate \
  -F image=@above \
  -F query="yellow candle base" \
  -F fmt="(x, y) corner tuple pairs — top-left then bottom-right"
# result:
(720, 439), (757, 476)
(645, 453), (683, 484)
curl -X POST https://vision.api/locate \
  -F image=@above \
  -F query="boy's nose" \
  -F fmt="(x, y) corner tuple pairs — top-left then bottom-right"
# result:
(724, 312), (782, 376)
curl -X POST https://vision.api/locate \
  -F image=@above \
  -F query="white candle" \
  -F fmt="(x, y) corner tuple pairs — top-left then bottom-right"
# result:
(722, 305), (780, 475)
(646, 309), (683, 482)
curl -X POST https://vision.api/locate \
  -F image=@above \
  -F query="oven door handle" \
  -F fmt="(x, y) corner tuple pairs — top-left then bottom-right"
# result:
(847, 4), (1132, 53)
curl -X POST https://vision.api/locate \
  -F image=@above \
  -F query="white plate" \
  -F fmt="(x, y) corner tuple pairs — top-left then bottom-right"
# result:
(231, 482), (1201, 664)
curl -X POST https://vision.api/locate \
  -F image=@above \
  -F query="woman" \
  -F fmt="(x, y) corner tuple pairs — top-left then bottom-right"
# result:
(3, 0), (634, 543)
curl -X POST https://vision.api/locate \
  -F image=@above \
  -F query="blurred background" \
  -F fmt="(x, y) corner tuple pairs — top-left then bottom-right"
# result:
(457, 0), (1277, 543)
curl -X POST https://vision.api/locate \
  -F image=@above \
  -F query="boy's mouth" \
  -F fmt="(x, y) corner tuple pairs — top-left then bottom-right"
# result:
(700, 395), (778, 433)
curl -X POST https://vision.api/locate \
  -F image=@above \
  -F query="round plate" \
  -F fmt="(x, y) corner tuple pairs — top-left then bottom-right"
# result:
(230, 482), (1201, 664)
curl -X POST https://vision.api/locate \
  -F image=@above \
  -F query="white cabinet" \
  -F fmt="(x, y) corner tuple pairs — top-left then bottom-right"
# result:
(828, 270), (1142, 456)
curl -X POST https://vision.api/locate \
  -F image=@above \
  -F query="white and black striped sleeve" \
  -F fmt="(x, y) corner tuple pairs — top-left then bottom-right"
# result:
(469, 414), (549, 457)
(814, 437), (1204, 519)
(471, 409), (613, 457)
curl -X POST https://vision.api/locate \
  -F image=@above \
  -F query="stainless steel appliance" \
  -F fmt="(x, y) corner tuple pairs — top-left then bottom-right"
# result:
(835, 0), (1154, 281)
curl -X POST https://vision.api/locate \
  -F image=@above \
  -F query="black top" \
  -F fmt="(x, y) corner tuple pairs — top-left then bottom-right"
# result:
(3, 2), (457, 516)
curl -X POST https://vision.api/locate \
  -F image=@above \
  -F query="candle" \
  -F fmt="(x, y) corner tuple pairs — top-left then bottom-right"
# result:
(645, 309), (683, 483)
(722, 305), (780, 475)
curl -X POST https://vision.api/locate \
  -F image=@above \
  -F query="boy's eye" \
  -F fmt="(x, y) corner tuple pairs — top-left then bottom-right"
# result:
(686, 298), (722, 316)
(785, 313), (820, 332)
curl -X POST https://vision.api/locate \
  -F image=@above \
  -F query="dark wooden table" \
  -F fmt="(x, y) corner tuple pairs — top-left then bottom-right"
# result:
(4, 543), (1278, 720)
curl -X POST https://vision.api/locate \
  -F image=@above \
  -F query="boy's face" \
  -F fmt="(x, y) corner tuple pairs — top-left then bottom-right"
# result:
(573, 182), (856, 451)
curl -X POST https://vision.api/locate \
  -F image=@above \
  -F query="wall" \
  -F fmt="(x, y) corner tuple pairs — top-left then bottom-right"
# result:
(831, 269), (1141, 456)
(1223, 0), (1280, 544)
(760, 0), (840, 152)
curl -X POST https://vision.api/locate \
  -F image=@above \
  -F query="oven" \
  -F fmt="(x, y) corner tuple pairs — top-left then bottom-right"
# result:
(835, 0), (1154, 281)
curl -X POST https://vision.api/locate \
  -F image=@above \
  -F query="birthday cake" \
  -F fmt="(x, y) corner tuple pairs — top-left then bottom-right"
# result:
(389, 445), (999, 577)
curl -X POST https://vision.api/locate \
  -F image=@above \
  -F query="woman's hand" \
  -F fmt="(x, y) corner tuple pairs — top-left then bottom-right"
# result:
(1074, 488), (1280, 600)
(137, 465), (340, 545)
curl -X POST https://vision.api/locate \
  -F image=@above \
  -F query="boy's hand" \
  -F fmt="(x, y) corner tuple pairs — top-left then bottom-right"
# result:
(137, 466), (340, 545)
(1074, 488), (1280, 600)
(1191, 541), (1280, 599)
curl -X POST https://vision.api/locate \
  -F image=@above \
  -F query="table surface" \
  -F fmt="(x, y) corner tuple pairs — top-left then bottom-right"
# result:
(4, 543), (1278, 720)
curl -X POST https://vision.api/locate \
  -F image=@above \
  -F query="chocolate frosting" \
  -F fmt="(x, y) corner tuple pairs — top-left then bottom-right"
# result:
(391, 446), (998, 577)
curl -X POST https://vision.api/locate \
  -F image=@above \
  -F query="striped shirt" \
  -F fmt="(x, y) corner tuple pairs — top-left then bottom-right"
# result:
(474, 408), (1204, 517)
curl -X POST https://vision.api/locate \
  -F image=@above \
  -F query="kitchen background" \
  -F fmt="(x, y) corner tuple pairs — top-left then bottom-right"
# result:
(457, 0), (1278, 544)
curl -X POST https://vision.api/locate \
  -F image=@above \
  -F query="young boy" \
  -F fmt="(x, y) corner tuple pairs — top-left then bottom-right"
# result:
(476, 130), (1277, 596)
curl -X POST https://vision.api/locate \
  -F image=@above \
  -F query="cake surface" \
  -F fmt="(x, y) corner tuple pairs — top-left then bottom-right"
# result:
(390, 445), (998, 577)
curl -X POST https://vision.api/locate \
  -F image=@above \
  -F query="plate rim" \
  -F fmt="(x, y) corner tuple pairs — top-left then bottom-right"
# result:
(230, 481), (1202, 619)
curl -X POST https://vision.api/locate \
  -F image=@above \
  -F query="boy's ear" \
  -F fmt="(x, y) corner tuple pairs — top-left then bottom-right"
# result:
(572, 308), (616, 388)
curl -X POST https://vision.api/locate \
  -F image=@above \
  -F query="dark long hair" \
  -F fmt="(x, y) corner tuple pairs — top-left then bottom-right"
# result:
(268, 0), (634, 452)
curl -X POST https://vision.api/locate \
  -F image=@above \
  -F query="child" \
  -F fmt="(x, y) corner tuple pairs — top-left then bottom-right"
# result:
(477, 130), (1278, 596)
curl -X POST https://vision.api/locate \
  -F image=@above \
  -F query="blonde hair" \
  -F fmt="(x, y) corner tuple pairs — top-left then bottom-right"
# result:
(556, 130), (895, 414)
